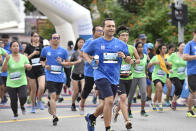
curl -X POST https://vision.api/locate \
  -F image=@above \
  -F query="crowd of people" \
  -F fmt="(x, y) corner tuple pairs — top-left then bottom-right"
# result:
(0, 18), (196, 131)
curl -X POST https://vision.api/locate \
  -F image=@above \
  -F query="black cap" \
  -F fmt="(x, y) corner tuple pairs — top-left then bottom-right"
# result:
(68, 41), (74, 47)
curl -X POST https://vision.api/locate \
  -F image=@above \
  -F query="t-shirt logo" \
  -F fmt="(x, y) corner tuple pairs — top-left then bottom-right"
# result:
(101, 45), (105, 50)
(47, 52), (51, 56)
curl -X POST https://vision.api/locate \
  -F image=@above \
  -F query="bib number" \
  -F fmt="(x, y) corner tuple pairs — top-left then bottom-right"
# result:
(134, 65), (143, 73)
(31, 58), (41, 66)
(103, 53), (118, 63)
(177, 67), (185, 74)
(157, 70), (165, 77)
(10, 72), (21, 80)
(51, 65), (62, 74)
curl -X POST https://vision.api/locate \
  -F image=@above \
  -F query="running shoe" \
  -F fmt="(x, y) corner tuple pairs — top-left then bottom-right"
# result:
(38, 101), (45, 110)
(128, 110), (133, 118)
(1, 96), (8, 104)
(12, 116), (18, 120)
(53, 116), (59, 126)
(164, 100), (170, 107)
(186, 111), (196, 118)
(170, 102), (176, 111)
(85, 114), (95, 131)
(30, 106), (36, 113)
(151, 103), (157, 111)
(141, 110), (149, 117)
(125, 120), (132, 129)
(192, 106), (196, 113)
(133, 97), (136, 103)
(146, 96), (152, 101)
(58, 96), (64, 103)
(158, 104), (163, 112)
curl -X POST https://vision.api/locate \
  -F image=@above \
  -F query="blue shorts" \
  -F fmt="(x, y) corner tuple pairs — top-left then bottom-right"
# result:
(95, 78), (118, 100)
(146, 78), (152, 86)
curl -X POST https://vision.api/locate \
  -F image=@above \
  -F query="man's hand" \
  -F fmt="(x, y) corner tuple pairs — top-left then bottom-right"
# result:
(118, 51), (126, 59)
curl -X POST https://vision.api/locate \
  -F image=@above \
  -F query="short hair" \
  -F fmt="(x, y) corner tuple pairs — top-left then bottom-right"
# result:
(167, 44), (175, 50)
(1, 34), (9, 39)
(74, 37), (85, 51)
(156, 38), (162, 44)
(116, 25), (130, 35)
(102, 18), (114, 27)
(92, 25), (102, 34)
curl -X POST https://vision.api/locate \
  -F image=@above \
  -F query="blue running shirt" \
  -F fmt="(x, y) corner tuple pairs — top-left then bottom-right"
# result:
(183, 40), (196, 75)
(41, 46), (69, 83)
(81, 38), (94, 77)
(83, 37), (129, 85)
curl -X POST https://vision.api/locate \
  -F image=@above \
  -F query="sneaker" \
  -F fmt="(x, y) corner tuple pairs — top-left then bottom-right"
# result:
(92, 95), (97, 104)
(12, 115), (18, 120)
(53, 116), (59, 126)
(186, 111), (196, 118)
(141, 110), (149, 117)
(68, 90), (72, 95)
(170, 102), (176, 111)
(151, 103), (157, 111)
(47, 101), (52, 115)
(1, 96), (8, 104)
(71, 104), (77, 111)
(146, 97), (152, 101)
(58, 96), (64, 103)
(164, 100), (170, 107)
(37, 101), (45, 110)
(128, 110), (133, 118)
(125, 120), (132, 129)
(85, 114), (95, 131)
(21, 106), (26, 115)
(30, 106), (36, 113)
(192, 106), (196, 113)
(158, 104), (163, 112)
(133, 97), (136, 103)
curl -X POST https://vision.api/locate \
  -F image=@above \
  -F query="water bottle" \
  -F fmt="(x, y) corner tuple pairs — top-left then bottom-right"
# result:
(93, 55), (99, 70)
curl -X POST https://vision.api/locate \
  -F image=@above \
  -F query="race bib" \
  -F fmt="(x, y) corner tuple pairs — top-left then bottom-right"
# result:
(134, 65), (144, 73)
(10, 72), (21, 80)
(157, 69), (165, 77)
(31, 58), (41, 66)
(120, 64), (131, 75)
(177, 67), (185, 74)
(50, 65), (62, 74)
(103, 53), (118, 63)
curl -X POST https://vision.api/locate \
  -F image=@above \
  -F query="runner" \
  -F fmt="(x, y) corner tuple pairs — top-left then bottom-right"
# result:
(79, 25), (103, 115)
(83, 18), (132, 131)
(2, 41), (32, 120)
(167, 42), (186, 110)
(183, 29), (196, 117)
(40, 33), (69, 125)
(70, 38), (85, 111)
(24, 32), (45, 113)
(128, 41), (148, 117)
(112, 26), (140, 128)
(148, 44), (171, 111)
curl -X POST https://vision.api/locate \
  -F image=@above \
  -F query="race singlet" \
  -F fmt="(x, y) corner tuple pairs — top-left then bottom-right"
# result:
(31, 58), (41, 66)
(50, 65), (62, 74)
(10, 72), (21, 80)
(103, 53), (118, 63)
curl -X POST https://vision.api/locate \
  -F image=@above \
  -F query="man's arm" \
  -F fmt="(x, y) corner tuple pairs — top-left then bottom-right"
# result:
(183, 54), (196, 61)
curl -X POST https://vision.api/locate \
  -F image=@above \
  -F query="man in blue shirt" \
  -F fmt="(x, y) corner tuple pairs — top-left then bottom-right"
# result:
(139, 34), (148, 55)
(79, 25), (103, 115)
(83, 18), (132, 131)
(41, 33), (69, 125)
(183, 29), (196, 118)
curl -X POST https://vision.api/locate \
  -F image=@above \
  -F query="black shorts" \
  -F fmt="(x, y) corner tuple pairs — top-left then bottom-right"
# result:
(27, 66), (45, 79)
(46, 81), (63, 95)
(188, 75), (196, 93)
(71, 73), (84, 81)
(153, 79), (164, 87)
(0, 76), (4, 86)
(118, 79), (132, 96)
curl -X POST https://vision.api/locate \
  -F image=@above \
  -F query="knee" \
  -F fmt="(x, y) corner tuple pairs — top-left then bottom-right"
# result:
(120, 95), (127, 103)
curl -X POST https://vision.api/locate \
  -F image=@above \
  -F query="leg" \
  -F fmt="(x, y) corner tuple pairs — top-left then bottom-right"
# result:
(29, 78), (37, 106)
(37, 75), (45, 102)
(166, 78), (172, 101)
(18, 86), (27, 111)
(103, 96), (114, 128)
(7, 87), (18, 116)
(71, 80), (79, 105)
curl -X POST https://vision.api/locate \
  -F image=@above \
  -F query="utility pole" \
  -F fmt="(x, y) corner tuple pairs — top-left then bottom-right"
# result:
(175, 0), (184, 43)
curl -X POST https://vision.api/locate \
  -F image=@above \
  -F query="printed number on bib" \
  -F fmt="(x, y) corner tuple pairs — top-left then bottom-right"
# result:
(120, 64), (131, 76)
(157, 70), (165, 77)
(134, 65), (143, 73)
(51, 65), (62, 74)
(10, 72), (21, 80)
(31, 58), (41, 66)
(103, 53), (118, 63)
(177, 67), (185, 74)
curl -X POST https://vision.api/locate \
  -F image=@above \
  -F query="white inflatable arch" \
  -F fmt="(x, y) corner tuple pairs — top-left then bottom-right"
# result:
(29, 0), (93, 48)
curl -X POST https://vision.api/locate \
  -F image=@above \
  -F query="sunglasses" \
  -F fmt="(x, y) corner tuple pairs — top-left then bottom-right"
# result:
(52, 37), (60, 40)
